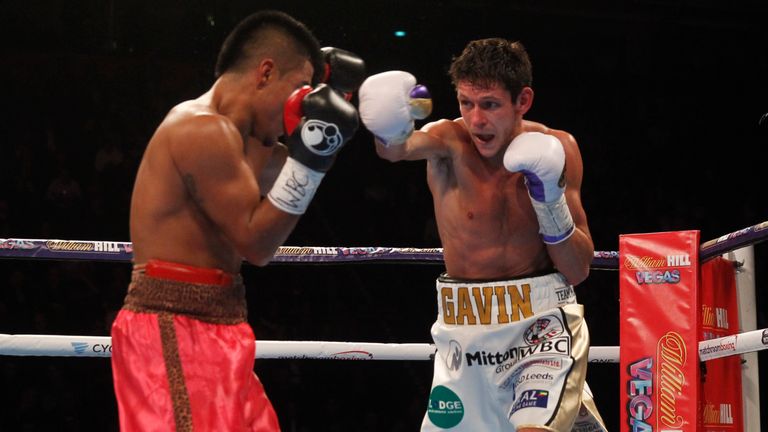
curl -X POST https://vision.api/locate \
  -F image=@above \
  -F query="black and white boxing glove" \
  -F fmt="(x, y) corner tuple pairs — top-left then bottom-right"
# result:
(268, 84), (359, 215)
(320, 47), (366, 98)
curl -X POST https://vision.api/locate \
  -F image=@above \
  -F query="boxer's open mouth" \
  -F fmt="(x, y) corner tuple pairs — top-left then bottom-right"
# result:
(474, 133), (494, 143)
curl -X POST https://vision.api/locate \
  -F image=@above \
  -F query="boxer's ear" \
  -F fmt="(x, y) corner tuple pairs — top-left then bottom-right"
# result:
(516, 87), (534, 114)
(256, 59), (275, 88)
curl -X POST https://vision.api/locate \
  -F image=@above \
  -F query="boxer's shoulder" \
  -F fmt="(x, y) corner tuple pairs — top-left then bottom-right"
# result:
(420, 118), (469, 145)
(155, 105), (240, 156)
(522, 120), (576, 148)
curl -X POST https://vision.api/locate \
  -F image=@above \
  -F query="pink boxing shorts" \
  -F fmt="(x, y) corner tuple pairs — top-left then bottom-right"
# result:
(111, 259), (280, 431)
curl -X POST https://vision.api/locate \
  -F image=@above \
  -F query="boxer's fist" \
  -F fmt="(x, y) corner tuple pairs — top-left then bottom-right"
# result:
(268, 84), (358, 215)
(283, 84), (359, 173)
(321, 47), (366, 97)
(503, 132), (565, 203)
(358, 71), (432, 145)
(503, 132), (574, 244)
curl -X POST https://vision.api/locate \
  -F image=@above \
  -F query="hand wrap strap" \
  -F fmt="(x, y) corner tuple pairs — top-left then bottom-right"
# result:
(267, 158), (325, 215)
(530, 194), (575, 244)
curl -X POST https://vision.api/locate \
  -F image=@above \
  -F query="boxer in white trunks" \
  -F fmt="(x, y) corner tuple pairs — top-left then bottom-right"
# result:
(358, 38), (606, 431)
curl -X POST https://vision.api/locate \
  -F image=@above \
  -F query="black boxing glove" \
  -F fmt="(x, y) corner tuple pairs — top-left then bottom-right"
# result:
(321, 47), (366, 98)
(268, 84), (359, 214)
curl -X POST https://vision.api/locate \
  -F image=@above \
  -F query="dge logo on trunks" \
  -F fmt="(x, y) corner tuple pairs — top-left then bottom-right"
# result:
(427, 385), (464, 428)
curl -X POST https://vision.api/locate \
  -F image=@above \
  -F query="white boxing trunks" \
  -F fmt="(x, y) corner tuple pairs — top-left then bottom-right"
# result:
(421, 272), (606, 431)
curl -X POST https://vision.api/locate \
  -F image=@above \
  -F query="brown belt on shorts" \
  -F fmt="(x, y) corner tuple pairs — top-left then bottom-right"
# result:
(123, 259), (247, 324)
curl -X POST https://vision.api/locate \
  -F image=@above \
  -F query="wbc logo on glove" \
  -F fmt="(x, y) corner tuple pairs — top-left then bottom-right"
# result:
(300, 119), (343, 156)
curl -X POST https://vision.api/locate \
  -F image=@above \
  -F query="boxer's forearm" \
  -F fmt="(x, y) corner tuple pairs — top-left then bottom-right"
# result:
(546, 228), (593, 285)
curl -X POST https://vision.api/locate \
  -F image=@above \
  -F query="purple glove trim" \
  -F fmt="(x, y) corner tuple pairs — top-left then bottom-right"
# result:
(410, 84), (431, 99)
(541, 224), (575, 244)
(521, 170), (546, 202)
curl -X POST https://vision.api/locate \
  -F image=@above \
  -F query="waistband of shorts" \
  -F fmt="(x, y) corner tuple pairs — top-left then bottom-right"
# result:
(123, 260), (247, 324)
(142, 259), (235, 286)
(437, 270), (565, 288)
(435, 271), (573, 326)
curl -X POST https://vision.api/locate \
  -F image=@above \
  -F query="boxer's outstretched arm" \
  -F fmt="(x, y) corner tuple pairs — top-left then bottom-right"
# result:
(359, 70), (443, 162)
(374, 121), (454, 162)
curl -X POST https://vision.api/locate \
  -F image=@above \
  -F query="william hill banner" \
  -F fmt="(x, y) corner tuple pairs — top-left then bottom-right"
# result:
(619, 231), (701, 432)
(700, 257), (743, 431)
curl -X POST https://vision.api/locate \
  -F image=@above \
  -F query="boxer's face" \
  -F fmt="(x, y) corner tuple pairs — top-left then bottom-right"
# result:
(257, 59), (314, 145)
(456, 81), (519, 159)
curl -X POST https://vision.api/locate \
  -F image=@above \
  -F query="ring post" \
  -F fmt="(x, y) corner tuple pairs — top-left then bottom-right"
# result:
(729, 246), (760, 432)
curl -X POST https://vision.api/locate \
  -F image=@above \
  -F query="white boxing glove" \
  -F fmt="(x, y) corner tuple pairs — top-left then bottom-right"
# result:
(503, 132), (574, 244)
(358, 71), (432, 145)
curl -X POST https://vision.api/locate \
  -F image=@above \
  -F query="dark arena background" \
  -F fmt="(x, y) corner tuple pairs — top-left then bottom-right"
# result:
(2, 1), (767, 430)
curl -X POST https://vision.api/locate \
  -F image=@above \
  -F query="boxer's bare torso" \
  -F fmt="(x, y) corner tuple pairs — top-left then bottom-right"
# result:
(426, 120), (568, 280)
(130, 96), (285, 273)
